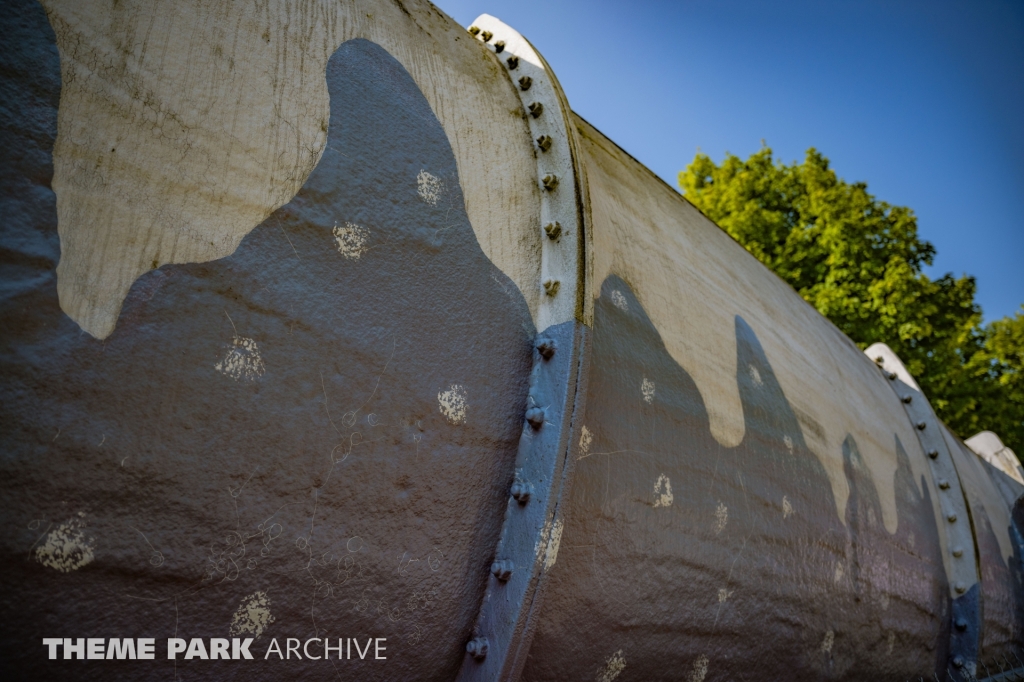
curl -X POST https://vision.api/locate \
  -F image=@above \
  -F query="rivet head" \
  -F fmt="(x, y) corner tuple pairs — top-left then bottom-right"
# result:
(952, 547), (964, 558)
(928, 449), (939, 459)
(917, 421), (927, 430)
(510, 482), (533, 503)
(543, 278), (560, 296)
(947, 513), (957, 523)
(466, 637), (489, 660)
(491, 559), (514, 581)
(528, 101), (544, 118)
(494, 40), (505, 53)
(468, 26), (481, 35)
(887, 371), (897, 380)
(939, 479), (950, 490)
(536, 337), (557, 359)
(526, 407), (545, 429)
(952, 655), (964, 668)
(536, 134), (552, 152)
(544, 221), (561, 240)
(955, 583), (966, 594)
(902, 395), (912, 404)
(480, 30), (493, 42)
(519, 75), (532, 91)
(506, 55), (519, 70)
(542, 174), (559, 191)
(955, 618), (968, 631)
(874, 356), (884, 365)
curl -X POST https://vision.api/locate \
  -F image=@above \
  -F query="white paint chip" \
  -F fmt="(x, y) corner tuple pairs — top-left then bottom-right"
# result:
(579, 425), (593, 457)
(821, 629), (834, 654)
(714, 501), (728, 534)
(35, 514), (95, 572)
(333, 221), (369, 259)
(641, 377), (655, 404)
(887, 631), (895, 654)
(833, 562), (845, 584)
(653, 474), (673, 508)
(230, 591), (275, 639)
(417, 169), (443, 206)
(596, 649), (626, 682)
(749, 364), (763, 387)
(689, 654), (709, 682)
(536, 518), (564, 570)
(782, 495), (794, 519)
(438, 384), (467, 425)
(215, 336), (265, 381)
(610, 289), (628, 311)
(717, 588), (732, 603)
(783, 434), (793, 453)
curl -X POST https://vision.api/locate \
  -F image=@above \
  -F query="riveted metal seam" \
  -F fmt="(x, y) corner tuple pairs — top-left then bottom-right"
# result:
(865, 343), (983, 681)
(456, 14), (592, 682)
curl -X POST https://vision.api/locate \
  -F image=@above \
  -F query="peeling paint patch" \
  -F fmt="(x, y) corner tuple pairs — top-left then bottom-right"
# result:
(717, 588), (732, 603)
(610, 289), (628, 311)
(596, 649), (626, 682)
(35, 514), (95, 572)
(230, 591), (275, 639)
(714, 501), (728, 534)
(641, 377), (655, 404)
(782, 495), (794, 519)
(536, 518), (564, 570)
(689, 654), (709, 682)
(820, 629), (834, 654)
(879, 593), (890, 611)
(417, 169), (443, 205)
(749, 364), (762, 387)
(783, 434), (793, 452)
(215, 336), (265, 381)
(833, 561), (845, 584)
(653, 474), (673, 507)
(579, 425), (593, 457)
(437, 384), (467, 424)
(886, 631), (895, 654)
(332, 221), (369, 259)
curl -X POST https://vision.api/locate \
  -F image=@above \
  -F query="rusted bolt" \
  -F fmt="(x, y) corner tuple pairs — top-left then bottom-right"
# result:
(528, 102), (544, 118)
(536, 337), (557, 360)
(511, 481), (533, 503)
(947, 513), (957, 523)
(928, 449), (939, 459)
(955, 583), (966, 594)
(468, 26), (481, 35)
(542, 174), (559, 191)
(536, 134), (553, 152)
(938, 479), (950, 490)
(491, 559), (514, 581)
(519, 75), (532, 90)
(543, 279), (560, 296)
(902, 395), (912, 404)
(952, 655), (964, 668)
(506, 55), (519, 70)
(544, 222), (561, 240)
(917, 421), (927, 430)
(480, 30), (493, 42)
(874, 356), (884, 364)
(494, 40), (506, 53)
(952, 547), (963, 558)
(466, 638), (488, 660)
(526, 407), (545, 429)
(955, 618), (968, 631)
(887, 371), (897, 380)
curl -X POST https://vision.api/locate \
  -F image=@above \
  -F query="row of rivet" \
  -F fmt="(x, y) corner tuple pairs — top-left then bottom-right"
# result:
(464, 22), (574, 664)
(469, 23), (565, 302)
(877, 354), (971, 594)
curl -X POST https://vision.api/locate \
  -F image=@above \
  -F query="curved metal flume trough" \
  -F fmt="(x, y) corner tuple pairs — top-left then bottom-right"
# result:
(0, 0), (1021, 680)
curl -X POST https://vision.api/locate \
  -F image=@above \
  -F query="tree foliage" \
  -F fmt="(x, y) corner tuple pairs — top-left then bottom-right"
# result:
(679, 147), (1023, 457)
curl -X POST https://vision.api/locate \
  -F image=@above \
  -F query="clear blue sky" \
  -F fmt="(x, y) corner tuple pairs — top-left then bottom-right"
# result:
(436, 0), (1024, 322)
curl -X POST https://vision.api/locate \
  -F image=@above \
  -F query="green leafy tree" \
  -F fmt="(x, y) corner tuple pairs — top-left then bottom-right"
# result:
(679, 147), (1022, 457)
